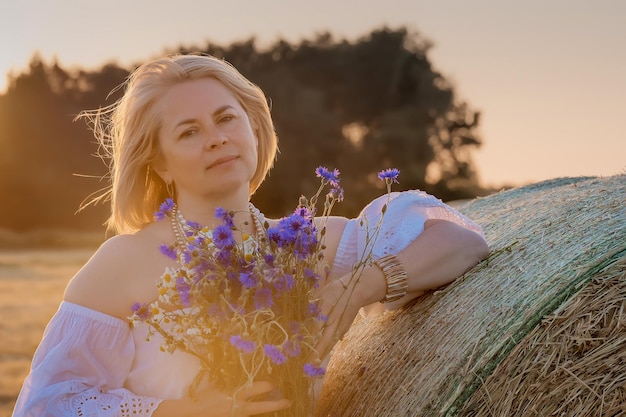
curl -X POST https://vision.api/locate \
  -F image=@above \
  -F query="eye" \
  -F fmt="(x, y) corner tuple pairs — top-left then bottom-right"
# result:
(218, 114), (235, 124)
(179, 128), (198, 139)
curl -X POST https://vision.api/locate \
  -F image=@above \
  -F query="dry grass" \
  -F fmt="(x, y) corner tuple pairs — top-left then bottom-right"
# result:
(0, 249), (93, 417)
(316, 174), (625, 417)
(459, 259), (626, 416)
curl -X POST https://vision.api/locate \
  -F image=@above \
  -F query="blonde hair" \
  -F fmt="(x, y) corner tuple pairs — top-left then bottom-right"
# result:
(80, 54), (278, 234)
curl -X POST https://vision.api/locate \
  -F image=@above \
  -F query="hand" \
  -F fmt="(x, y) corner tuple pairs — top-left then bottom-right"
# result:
(315, 274), (368, 359)
(153, 381), (291, 417)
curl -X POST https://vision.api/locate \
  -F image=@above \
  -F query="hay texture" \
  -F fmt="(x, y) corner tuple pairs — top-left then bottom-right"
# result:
(315, 174), (625, 417)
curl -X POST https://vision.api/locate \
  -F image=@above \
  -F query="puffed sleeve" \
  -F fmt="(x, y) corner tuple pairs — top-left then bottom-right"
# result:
(331, 189), (483, 278)
(12, 301), (162, 417)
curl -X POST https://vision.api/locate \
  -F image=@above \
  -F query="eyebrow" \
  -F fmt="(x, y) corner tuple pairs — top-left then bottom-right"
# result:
(173, 105), (236, 130)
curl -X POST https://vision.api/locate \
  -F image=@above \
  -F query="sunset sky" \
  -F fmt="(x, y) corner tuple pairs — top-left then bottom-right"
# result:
(1, 0), (624, 187)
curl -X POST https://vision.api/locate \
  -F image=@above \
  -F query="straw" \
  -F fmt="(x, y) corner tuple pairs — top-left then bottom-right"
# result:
(315, 174), (625, 417)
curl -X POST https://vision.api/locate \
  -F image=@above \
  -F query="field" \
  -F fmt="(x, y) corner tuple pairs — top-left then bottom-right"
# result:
(0, 248), (94, 417)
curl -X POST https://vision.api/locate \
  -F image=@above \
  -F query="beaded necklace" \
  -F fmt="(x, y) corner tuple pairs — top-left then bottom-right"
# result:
(170, 202), (266, 251)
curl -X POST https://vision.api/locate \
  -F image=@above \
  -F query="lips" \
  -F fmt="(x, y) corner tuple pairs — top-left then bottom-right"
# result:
(207, 155), (239, 169)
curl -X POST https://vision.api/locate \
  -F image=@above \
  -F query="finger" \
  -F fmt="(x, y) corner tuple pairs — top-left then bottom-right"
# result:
(234, 380), (276, 401)
(242, 398), (292, 416)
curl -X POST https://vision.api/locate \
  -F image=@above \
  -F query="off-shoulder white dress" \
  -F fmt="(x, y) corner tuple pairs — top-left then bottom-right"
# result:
(12, 191), (483, 416)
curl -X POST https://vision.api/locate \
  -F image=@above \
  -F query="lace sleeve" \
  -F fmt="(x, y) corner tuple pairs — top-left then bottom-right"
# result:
(12, 302), (162, 417)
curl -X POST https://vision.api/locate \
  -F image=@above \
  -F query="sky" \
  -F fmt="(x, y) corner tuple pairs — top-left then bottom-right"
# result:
(1, 0), (624, 188)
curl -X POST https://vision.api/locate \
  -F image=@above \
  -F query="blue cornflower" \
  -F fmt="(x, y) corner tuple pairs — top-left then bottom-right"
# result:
(315, 166), (341, 187)
(154, 198), (175, 221)
(264, 344), (287, 365)
(268, 214), (308, 247)
(215, 207), (235, 228)
(309, 302), (319, 315)
(281, 214), (306, 238)
(304, 363), (326, 377)
(267, 228), (282, 244)
(131, 302), (151, 321)
(377, 168), (400, 183)
(176, 276), (191, 307)
(181, 248), (194, 264)
(254, 287), (274, 309)
(159, 244), (177, 260)
(215, 249), (233, 266)
(295, 231), (318, 260)
(283, 340), (301, 357)
(230, 335), (256, 353)
(186, 220), (201, 230)
(239, 272), (257, 289)
(329, 186), (344, 202)
(304, 268), (322, 287)
(294, 206), (313, 219)
(213, 224), (236, 249)
(263, 253), (275, 266)
(310, 303), (328, 322)
(273, 273), (294, 292)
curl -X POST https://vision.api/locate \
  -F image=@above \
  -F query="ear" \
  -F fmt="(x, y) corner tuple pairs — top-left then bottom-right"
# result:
(151, 160), (172, 185)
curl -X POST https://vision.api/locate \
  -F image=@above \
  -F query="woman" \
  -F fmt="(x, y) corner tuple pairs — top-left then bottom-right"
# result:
(12, 54), (488, 416)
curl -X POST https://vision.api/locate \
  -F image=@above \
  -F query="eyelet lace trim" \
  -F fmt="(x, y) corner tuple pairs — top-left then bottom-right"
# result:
(57, 389), (161, 416)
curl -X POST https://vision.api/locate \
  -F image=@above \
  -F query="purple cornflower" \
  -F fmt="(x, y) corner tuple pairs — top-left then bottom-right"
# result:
(215, 207), (235, 228)
(159, 244), (177, 260)
(213, 224), (236, 249)
(304, 268), (322, 288)
(263, 253), (275, 266)
(377, 168), (400, 183)
(315, 166), (341, 187)
(283, 340), (301, 357)
(154, 198), (175, 221)
(273, 273), (294, 292)
(284, 214), (306, 233)
(264, 344), (287, 365)
(239, 272), (257, 289)
(176, 276), (191, 307)
(329, 186), (344, 202)
(303, 363), (326, 377)
(294, 206), (313, 219)
(230, 335), (256, 353)
(293, 231), (318, 260)
(309, 302), (327, 322)
(215, 248), (233, 266)
(131, 302), (151, 321)
(254, 287), (274, 309)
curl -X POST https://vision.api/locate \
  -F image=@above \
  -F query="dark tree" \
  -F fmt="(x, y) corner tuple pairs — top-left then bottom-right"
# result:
(0, 27), (485, 232)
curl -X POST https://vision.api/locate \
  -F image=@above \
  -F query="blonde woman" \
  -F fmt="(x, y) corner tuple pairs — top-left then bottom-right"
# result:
(13, 54), (488, 417)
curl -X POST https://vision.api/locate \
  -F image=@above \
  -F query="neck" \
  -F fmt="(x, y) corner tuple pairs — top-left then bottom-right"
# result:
(170, 201), (265, 249)
(175, 188), (252, 229)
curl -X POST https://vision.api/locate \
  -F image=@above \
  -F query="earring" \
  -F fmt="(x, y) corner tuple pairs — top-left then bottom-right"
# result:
(166, 181), (175, 199)
(144, 166), (151, 188)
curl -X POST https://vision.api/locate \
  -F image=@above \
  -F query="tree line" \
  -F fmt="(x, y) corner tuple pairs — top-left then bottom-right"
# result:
(0, 27), (489, 232)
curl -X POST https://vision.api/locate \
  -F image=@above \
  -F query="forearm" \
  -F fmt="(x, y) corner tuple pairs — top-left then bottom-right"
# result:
(356, 219), (489, 306)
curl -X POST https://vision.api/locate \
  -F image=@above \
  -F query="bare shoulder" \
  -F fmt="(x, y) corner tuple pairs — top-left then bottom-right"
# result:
(64, 223), (175, 319)
(314, 216), (349, 266)
(315, 216), (349, 241)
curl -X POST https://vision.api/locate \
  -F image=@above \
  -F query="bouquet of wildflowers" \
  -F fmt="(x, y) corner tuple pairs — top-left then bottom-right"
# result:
(129, 167), (399, 416)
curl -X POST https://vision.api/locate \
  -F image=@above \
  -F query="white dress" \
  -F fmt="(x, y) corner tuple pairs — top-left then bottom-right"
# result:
(12, 190), (483, 416)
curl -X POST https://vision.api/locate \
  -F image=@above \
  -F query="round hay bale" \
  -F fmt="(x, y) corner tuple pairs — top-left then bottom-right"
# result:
(315, 174), (625, 417)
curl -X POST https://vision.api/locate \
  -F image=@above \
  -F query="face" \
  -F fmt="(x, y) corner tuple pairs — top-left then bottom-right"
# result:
(154, 78), (258, 202)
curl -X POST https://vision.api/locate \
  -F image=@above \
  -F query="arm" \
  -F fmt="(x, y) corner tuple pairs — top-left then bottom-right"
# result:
(317, 210), (488, 358)
(358, 219), (489, 307)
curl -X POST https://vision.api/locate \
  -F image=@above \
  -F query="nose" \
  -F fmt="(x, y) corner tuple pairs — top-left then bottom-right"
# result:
(205, 128), (229, 150)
